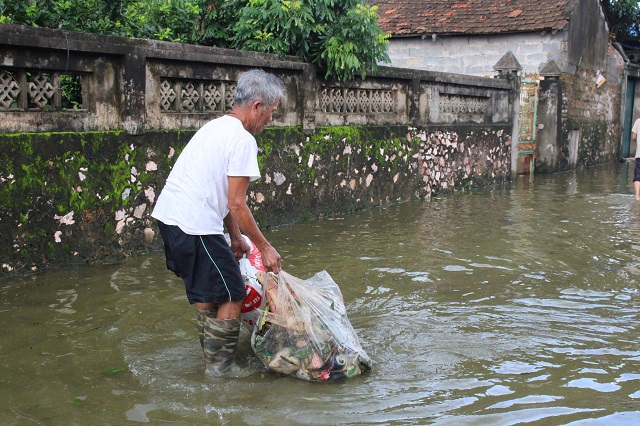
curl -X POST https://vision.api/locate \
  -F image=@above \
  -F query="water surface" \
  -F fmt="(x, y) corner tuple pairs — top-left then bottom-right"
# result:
(2, 163), (640, 425)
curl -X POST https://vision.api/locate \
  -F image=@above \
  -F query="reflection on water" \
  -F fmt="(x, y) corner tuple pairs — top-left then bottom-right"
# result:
(2, 163), (640, 425)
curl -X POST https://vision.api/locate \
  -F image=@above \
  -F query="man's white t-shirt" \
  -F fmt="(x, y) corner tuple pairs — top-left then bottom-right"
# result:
(151, 116), (261, 235)
(633, 118), (640, 158)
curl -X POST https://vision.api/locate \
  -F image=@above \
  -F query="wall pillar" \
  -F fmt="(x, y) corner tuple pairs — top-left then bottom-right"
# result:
(409, 76), (421, 126)
(121, 48), (146, 135)
(536, 61), (563, 173)
(494, 51), (522, 179)
(301, 63), (317, 134)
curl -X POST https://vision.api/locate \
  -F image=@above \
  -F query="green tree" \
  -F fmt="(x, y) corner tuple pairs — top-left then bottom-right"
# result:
(0, 0), (389, 81)
(231, 0), (389, 81)
(0, 0), (116, 32)
(122, 0), (202, 42)
(601, 0), (640, 42)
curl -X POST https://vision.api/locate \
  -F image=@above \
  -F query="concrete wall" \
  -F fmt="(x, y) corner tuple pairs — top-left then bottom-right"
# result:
(553, 43), (625, 170)
(0, 24), (512, 134)
(384, 32), (568, 77)
(0, 24), (515, 275)
(566, 0), (611, 73)
(533, 43), (624, 173)
(0, 125), (512, 275)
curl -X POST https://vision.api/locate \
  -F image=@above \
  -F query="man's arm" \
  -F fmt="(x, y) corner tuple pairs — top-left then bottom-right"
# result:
(223, 213), (251, 261)
(227, 176), (282, 273)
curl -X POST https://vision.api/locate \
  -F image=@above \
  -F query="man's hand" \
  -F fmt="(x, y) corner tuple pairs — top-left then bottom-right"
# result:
(229, 237), (251, 261)
(260, 244), (282, 274)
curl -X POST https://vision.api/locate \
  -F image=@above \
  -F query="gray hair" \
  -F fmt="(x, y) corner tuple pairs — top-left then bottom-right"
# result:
(234, 69), (285, 108)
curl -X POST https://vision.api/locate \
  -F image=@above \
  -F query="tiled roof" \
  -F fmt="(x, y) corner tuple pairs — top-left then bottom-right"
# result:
(373, 0), (579, 37)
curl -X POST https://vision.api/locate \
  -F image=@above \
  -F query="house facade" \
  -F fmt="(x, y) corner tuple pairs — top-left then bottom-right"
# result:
(375, 0), (631, 173)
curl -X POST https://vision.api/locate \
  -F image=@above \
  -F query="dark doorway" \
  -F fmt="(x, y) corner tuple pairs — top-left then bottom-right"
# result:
(622, 78), (637, 158)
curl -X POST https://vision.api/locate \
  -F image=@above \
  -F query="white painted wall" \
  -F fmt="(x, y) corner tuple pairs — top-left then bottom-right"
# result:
(384, 31), (569, 77)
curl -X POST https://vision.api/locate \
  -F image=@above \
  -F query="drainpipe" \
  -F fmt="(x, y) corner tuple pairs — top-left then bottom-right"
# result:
(494, 51), (523, 180)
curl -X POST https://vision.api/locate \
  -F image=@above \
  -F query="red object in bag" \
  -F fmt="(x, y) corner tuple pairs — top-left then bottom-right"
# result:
(239, 235), (266, 330)
(246, 237), (265, 272)
(242, 284), (263, 314)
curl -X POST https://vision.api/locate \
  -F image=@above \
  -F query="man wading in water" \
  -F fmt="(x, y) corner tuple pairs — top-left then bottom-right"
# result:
(152, 69), (283, 375)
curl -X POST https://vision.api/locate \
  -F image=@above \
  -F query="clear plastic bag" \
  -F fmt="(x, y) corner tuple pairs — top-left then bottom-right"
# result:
(251, 270), (373, 381)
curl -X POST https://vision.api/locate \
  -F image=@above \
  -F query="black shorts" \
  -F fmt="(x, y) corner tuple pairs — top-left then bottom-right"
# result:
(156, 221), (245, 304)
(634, 158), (640, 182)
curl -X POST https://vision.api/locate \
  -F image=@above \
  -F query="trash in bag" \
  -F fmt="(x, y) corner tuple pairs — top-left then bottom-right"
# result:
(225, 234), (266, 331)
(239, 258), (265, 330)
(251, 270), (373, 381)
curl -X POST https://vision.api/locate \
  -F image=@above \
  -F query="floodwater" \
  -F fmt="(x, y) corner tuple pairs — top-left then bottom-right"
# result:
(2, 162), (640, 425)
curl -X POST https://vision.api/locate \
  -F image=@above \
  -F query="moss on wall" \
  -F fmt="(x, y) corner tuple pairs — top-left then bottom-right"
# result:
(0, 124), (511, 275)
(560, 119), (619, 170)
(0, 130), (192, 273)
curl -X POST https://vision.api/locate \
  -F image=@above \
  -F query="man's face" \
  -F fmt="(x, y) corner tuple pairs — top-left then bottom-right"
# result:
(248, 99), (279, 134)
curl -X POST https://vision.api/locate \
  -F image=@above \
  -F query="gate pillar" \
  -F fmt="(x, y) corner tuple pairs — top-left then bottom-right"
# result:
(494, 51), (523, 180)
(536, 60), (563, 173)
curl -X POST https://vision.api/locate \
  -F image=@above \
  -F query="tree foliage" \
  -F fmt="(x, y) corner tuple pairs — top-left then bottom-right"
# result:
(231, 0), (389, 81)
(601, 0), (640, 42)
(0, 0), (389, 81)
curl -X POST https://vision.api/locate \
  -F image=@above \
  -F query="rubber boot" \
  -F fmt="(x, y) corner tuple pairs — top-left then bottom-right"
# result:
(203, 317), (241, 375)
(196, 306), (218, 349)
